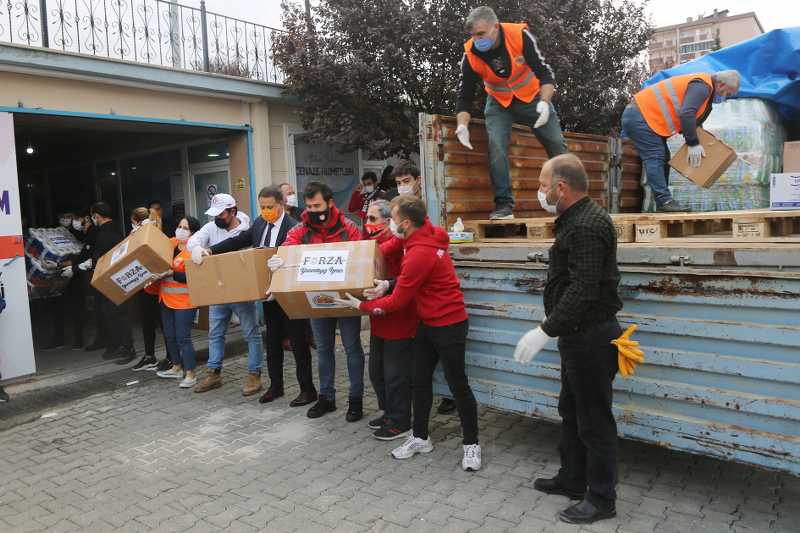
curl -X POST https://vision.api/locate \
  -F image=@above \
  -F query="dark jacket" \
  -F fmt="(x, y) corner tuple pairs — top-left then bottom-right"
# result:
(91, 221), (124, 265)
(210, 212), (299, 254)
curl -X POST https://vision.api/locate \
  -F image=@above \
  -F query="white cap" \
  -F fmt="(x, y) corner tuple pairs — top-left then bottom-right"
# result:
(205, 193), (236, 216)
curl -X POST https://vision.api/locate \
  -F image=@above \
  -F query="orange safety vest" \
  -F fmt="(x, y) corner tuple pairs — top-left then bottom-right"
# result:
(464, 22), (541, 108)
(634, 73), (714, 137)
(159, 239), (193, 310)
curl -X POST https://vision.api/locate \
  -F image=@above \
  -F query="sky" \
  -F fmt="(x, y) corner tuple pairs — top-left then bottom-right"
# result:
(197, 0), (795, 33)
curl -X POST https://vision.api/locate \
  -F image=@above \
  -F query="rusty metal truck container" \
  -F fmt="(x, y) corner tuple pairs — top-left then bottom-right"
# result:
(419, 113), (800, 476)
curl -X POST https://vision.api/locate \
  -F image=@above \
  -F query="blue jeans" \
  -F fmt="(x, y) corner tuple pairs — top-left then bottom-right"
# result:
(621, 103), (672, 206)
(161, 304), (197, 371)
(485, 95), (569, 208)
(208, 302), (263, 373)
(311, 316), (364, 401)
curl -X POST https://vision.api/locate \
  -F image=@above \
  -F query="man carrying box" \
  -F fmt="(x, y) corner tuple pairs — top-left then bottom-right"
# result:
(268, 182), (365, 422)
(336, 196), (482, 472)
(202, 186), (317, 408)
(187, 194), (265, 396)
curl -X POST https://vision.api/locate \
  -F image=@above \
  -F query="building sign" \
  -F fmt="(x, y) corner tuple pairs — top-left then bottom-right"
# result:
(294, 135), (359, 220)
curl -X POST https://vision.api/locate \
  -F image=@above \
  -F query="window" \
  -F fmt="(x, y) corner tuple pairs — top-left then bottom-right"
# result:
(679, 40), (715, 54)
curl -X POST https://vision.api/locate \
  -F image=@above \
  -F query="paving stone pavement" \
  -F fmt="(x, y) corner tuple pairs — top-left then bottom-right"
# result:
(0, 350), (797, 533)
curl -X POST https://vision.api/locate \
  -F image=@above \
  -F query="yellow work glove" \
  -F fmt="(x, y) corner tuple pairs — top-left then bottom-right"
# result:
(611, 324), (645, 378)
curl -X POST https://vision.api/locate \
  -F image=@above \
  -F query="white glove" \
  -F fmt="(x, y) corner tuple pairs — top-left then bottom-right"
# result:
(191, 247), (210, 265)
(533, 101), (550, 129)
(265, 292), (276, 302)
(455, 124), (473, 150)
(267, 255), (284, 272)
(363, 279), (390, 300)
(687, 144), (706, 168)
(513, 326), (552, 363)
(78, 259), (92, 271)
(333, 292), (363, 310)
(60, 266), (73, 279)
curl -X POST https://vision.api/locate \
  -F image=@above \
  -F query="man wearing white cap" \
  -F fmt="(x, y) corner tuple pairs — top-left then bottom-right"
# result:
(187, 193), (265, 396)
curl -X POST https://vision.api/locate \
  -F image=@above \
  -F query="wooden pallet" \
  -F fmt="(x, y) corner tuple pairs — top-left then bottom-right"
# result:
(622, 210), (800, 243)
(462, 217), (636, 243)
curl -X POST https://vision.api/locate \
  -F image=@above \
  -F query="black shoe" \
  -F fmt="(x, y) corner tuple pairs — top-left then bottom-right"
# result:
(155, 358), (171, 372)
(71, 343), (83, 351)
(132, 355), (158, 372)
(86, 341), (106, 352)
(437, 398), (456, 415)
(346, 398), (363, 422)
(489, 205), (514, 220)
(307, 397), (337, 419)
(373, 425), (411, 441)
(258, 386), (284, 404)
(368, 414), (387, 430)
(533, 477), (585, 500)
(289, 390), (317, 407)
(101, 347), (120, 360)
(114, 347), (137, 365)
(0, 387), (8, 402)
(657, 200), (691, 213)
(559, 498), (616, 524)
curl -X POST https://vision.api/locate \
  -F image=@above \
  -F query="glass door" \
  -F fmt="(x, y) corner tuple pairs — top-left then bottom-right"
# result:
(192, 169), (230, 219)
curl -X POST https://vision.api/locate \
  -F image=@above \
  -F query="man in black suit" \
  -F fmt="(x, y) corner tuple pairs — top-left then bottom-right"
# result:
(208, 186), (318, 407)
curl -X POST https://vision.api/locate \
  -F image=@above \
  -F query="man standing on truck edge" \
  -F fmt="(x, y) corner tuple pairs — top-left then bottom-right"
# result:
(513, 154), (623, 524)
(622, 70), (740, 212)
(455, 5), (568, 221)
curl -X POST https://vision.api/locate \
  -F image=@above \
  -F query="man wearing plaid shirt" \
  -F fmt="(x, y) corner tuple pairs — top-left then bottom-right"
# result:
(513, 154), (623, 525)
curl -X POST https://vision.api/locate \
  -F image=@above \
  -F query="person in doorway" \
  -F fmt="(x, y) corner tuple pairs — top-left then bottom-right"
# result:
(362, 200), (416, 440)
(621, 70), (740, 212)
(205, 186), (318, 408)
(279, 182), (301, 220)
(87, 202), (136, 362)
(152, 216), (202, 388)
(188, 193), (265, 396)
(129, 207), (168, 370)
(455, 6), (568, 220)
(336, 195), (481, 472)
(513, 154), (623, 524)
(44, 210), (82, 350)
(348, 172), (385, 233)
(378, 165), (395, 195)
(269, 181), (365, 421)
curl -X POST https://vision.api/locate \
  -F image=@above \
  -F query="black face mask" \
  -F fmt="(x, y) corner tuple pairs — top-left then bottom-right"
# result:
(308, 209), (329, 226)
(214, 217), (229, 229)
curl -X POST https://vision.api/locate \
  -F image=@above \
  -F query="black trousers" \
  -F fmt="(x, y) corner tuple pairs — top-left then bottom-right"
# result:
(138, 291), (162, 356)
(50, 276), (87, 346)
(412, 320), (478, 445)
(98, 290), (132, 351)
(556, 320), (622, 510)
(369, 334), (413, 428)
(263, 300), (315, 393)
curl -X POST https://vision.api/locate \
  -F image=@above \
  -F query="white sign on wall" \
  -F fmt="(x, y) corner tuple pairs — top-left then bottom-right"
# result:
(297, 250), (349, 282)
(0, 112), (36, 381)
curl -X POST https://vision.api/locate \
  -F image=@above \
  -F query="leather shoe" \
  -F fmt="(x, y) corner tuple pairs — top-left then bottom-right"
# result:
(259, 386), (284, 404)
(307, 397), (336, 418)
(290, 390), (318, 407)
(559, 498), (616, 524)
(533, 477), (584, 500)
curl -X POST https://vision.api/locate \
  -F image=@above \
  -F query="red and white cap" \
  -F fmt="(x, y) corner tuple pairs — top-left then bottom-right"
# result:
(205, 193), (236, 216)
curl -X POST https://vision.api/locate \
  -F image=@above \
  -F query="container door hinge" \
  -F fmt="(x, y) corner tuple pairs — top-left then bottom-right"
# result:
(669, 255), (692, 267)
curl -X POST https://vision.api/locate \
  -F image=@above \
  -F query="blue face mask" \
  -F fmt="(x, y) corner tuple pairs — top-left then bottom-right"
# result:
(474, 37), (494, 52)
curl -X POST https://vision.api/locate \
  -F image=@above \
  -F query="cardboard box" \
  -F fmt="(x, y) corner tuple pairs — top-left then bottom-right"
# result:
(784, 141), (800, 172)
(269, 240), (386, 319)
(186, 248), (275, 307)
(770, 173), (800, 210)
(90, 223), (174, 305)
(669, 128), (737, 188)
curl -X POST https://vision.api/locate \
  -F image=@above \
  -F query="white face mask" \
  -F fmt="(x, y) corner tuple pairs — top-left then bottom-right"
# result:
(72, 219), (84, 231)
(363, 185), (375, 194)
(538, 189), (559, 215)
(286, 194), (299, 207)
(397, 184), (414, 196)
(59, 218), (72, 227)
(175, 228), (191, 242)
(390, 218), (404, 239)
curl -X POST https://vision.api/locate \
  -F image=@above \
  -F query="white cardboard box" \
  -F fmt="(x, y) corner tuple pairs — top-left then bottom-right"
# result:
(770, 173), (800, 210)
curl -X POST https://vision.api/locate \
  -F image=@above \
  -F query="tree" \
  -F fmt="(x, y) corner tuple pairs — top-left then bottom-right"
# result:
(273, 0), (652, 158)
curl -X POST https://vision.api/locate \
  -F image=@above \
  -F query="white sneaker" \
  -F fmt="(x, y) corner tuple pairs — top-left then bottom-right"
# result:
(179, 376), (197, 388)
(462, 444), (482, 472)
(157, 368), (183, 379)
(391, 435), (434, 460)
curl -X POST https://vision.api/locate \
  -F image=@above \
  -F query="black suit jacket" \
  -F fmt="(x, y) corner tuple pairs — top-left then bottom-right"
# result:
(210, 212), (298, 254)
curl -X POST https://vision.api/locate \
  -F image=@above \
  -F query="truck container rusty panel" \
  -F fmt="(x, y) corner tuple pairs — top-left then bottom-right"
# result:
(438, 261), (800, 475)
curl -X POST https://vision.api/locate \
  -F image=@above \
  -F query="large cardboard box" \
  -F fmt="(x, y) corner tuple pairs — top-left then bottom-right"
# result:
(269, 240), (386, 319)
(784, 141), (800, 172)
(669, 128), (737, 188)
(91, 223), (174, 305)
(770, 173), (800, 210)
(186, 248), (275, 306)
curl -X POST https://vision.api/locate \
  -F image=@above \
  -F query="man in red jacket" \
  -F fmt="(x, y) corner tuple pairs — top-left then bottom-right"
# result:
(337, 196), (481, 471)
(362, 200), (417, 440)
(269, 181), (366, 422)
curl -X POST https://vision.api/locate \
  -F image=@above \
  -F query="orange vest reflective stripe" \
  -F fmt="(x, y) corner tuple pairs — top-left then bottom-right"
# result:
(634, 73), (714, 137)
(464, 22), (541, 108)
(159, 242), (193, 310)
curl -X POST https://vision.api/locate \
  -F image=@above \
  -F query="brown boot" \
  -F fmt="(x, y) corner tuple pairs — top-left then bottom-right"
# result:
(194, 369), (222, 393)
(242, 372), (263, 397)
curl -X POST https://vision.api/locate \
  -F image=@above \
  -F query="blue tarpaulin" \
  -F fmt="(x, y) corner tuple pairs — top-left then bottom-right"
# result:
(644, 27), (800, 119)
